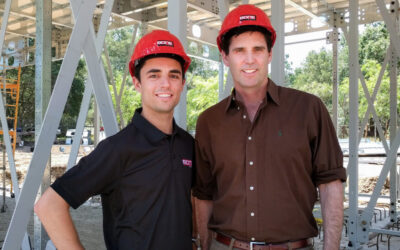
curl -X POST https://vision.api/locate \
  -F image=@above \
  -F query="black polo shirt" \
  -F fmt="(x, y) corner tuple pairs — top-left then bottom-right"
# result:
(52, 108), (194, 250)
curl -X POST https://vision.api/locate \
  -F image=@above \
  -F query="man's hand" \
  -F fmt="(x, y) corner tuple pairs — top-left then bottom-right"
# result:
(318, 180), (344, 250)
(194, 198), (213, 250)
(34, 187), (84, 250)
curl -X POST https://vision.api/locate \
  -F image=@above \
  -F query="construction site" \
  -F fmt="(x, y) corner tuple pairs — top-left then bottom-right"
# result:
(0, 0), (400, 249)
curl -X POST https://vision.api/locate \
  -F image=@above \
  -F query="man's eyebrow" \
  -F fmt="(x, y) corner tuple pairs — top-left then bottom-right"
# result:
(170, 69), (182, 75)
(145, 69), (161, 74)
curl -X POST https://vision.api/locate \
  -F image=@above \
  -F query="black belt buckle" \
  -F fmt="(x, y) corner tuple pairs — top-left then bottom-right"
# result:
(249, 241), (266, 250)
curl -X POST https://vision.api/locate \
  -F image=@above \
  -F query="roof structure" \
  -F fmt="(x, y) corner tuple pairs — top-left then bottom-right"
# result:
(0, 0), (390, 66)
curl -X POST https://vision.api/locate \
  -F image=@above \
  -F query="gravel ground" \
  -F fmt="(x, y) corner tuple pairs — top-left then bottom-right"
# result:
(1, 148), (400, 249)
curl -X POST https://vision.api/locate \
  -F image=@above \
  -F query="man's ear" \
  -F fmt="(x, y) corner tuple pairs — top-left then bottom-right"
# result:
(132, 77), (141, 93)
(267, 50), (273, 64)
(221, 51), (230, 67)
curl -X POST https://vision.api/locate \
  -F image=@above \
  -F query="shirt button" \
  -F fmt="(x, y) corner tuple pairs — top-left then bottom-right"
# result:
(250, 212), (255, 216)
(248, 136), (252, 140)
(250, 186), (254, 191)
(249, 161), (254, 166)
(251, 237), (255, 241)
(243, 115), (247, 119)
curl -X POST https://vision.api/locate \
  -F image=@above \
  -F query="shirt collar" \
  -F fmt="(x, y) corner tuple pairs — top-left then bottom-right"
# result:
(224, 78), (281, 112)
(131, 108), (178, 143)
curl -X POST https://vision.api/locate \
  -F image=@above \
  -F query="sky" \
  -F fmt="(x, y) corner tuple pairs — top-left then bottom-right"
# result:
(285, 30), (331, 70)
(285, 25), (367, 70)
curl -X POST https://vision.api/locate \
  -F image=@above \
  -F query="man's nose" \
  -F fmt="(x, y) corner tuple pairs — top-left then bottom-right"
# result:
(160, 76), (171, 87)
(244, 51), (255, 64)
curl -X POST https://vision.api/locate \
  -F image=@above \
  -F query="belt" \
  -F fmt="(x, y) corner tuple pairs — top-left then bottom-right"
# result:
(216, 233), (311, 250)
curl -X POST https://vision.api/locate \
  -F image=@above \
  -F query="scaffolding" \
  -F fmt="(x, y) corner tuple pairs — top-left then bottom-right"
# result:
(0, 64), (21, 199)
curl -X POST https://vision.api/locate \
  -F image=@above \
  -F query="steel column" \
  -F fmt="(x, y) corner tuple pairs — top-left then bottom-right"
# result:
(271, 0), (285, 85)
(168, 0), (188, 130)
(3, 1), (98, 248)
(0, 0), (11, 54)
(347, 0), (360, 248)
(217, 0), (233, 100)
(376, 0), (400, 59)
(34, 1), (52, 249)
(218, 61), (224, 101)
(331, 13), (339, 135)
(0, 2), (31, 248)
(389, 0), (399, 223)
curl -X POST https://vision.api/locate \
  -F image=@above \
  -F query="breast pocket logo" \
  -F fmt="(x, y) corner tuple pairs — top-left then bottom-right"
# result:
(182, 159), (192, 168)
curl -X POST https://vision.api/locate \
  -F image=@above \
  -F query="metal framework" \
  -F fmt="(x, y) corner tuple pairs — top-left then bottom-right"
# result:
(0, 0), (399, 249)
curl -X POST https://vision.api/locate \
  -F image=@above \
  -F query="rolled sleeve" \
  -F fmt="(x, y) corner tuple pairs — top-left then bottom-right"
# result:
(311, 99), (346, 186)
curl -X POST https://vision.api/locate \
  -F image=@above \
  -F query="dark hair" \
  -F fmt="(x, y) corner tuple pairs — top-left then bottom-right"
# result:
(220, 25), (273, 55)
(133, 53), (186, 82)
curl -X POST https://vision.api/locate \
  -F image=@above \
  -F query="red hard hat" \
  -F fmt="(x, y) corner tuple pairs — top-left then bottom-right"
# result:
(129, 30), (191, 77)
(217, 4), (276, 52)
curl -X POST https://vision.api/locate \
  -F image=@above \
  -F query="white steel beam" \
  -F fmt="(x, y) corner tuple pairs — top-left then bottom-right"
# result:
(347, 0), (360, 248)
(0, 0), (12, 55)
(376, 0), (400, 59)
(271, 0), (285, 85)
(389, 2), (398, 223)
(34, 0), (52, 248)
(3, 1), (98, 249)
(360, 126), (400, 241)
(69, 0), (119, 138)
(217, 0), (233, 100)
(218, 61), (224, 101)
(331, 20), (339, 134)
(0, 4), (31, 248)
(66, 0), (115, 170)
(168, 0), (188, 129)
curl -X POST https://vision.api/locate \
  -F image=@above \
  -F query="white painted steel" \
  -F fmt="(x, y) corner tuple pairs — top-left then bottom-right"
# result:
(389, 7), (398, 222)
(69, 1), (119, 138)
(0, 0), (12, 56)
(376, 0), (400, 59)
(332, 23), (339, 134)
(347, 0), (361, 248)
(66, 0), (115, 171)
(271, 0), (285, 85)
(2, 1), (97, 249)
(168, 0), (188, 130)
(34, 0), (52, 248)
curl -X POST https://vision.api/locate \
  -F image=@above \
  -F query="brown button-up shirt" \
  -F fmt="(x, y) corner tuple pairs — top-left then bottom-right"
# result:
(193, 79), (346, 243)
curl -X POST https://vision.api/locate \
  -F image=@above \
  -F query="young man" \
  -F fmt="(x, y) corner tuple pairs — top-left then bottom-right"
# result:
(193, 5), (346, 250)
(34, 30), (194, 250)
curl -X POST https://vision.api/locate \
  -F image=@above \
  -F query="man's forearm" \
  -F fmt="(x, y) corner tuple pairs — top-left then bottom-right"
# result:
(194, 198), (213, 250)
(319, 180), (344, 250)
(34, 187), (84, 250)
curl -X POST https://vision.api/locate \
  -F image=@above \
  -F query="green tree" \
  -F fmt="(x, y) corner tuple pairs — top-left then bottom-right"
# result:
(187, 75), (219, 131)
(108, 71), (141, 125)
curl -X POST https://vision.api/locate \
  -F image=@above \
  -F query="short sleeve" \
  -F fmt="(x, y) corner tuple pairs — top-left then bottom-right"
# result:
(310, 98), (346, 186)
(192, 113), (216, 200)
(51, 138), (121, 209)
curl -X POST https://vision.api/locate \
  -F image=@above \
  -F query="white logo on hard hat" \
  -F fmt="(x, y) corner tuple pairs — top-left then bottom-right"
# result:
(157, 40), (174, 47)
(240, 15), (256, 21)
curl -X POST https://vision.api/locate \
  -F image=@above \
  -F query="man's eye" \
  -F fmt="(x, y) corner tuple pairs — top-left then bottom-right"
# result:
(149, 74), (158, 78)
(171, 74), (180, 79)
